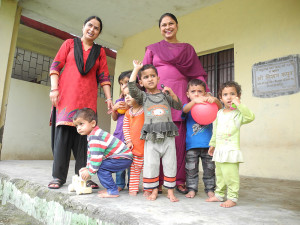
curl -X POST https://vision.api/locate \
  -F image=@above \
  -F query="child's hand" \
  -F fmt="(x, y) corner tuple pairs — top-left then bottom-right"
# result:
(133, 60), (143, 70)
(112, 101), (127, 111)
(162, 86), (175, 97)
(79, 167), (91, 181)
(206, 96), (218, 104)
(231, 96), (241, 106)
(208, 146), (215, 156)
(126, 141), (133, 149)
(193, 96), (207, 104)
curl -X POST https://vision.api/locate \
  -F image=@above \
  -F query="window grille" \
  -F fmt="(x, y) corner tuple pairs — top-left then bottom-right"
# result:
(199, 48), (234, 97)
(11, 47), (113, 98)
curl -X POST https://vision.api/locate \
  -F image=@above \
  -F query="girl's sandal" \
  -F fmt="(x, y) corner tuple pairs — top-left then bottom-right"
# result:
(158, 185), (163, 194)
(175, 184), (188, 194)
(86, 180), (99, 189)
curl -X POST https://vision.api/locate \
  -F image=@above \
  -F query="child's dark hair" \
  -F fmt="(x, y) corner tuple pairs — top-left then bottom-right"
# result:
(137, 64), (158, 79)
(84, 16), (103, 33)
(159, 13), (178, 27)
(118, 70), (131, 84)
(73, 108), (98, 124)
(218, 81), (242, 98)
(118, 70), (139, 84)
(187, 79), (206, 92)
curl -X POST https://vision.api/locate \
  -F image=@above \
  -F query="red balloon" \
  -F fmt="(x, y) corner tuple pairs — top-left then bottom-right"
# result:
(191, 103), (218, 125)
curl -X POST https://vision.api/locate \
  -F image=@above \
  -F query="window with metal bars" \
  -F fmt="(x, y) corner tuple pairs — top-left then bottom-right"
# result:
(11, 47), (113, 98)
(199, 48), (234, 97)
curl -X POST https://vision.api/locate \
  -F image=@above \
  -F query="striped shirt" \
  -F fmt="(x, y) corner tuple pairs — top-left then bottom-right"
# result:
(86, 126), (133, 175)
(123, 107), (145, 156)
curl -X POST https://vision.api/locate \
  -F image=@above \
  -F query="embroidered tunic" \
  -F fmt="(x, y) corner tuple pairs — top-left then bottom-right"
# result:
(50, 39), (111, 126)
(128, 82), (182, 142)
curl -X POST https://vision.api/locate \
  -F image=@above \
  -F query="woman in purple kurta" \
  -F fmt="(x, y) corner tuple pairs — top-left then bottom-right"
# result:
(143, 13), (208, 194)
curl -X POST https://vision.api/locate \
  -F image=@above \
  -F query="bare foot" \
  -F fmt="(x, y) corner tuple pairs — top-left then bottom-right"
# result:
(220, 200), (236, 208)
(206, 195), (221, 202)
(185, 190), (196, 198)
(207, 191), (215, 198)
(129, 191), (138, 196)
(98, 192), (119, 198)
(97, 189), (107, 194)
(143, 191), (151, 197)
(147, 189), (158, 201)
(118, 187), (123, 192)
(167, 189), (179, 202)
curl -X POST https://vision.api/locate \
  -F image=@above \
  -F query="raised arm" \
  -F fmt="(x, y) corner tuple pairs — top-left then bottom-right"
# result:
(130, 60), (143, 82)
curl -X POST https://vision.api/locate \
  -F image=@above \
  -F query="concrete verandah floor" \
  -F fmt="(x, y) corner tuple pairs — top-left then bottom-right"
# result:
(0, 160), (299, 225)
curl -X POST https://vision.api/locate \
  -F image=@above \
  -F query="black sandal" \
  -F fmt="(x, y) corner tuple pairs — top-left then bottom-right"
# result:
(48, 178), (63, 189)
(86, 180), (99, 189)
(158, 185), (163, 194)
(175, 184), (188, 194)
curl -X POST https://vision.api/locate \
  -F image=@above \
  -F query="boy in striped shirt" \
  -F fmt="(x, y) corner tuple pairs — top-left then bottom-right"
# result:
(73, 108), (133, 198)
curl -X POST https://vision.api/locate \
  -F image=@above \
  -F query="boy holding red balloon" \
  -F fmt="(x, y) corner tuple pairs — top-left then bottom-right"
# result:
(181, 79), (222, 200)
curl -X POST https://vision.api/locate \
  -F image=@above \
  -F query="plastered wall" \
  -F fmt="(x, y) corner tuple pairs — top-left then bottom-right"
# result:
(1, 79), (112, 159)
(113, 0), (300, 180)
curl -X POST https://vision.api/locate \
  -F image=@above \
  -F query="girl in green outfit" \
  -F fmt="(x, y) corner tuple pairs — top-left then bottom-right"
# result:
(207, 81), (255, 207)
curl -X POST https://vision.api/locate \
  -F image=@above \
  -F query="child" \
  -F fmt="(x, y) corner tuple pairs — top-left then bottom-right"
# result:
(73, 108), (133, 198)
(111, 71), (131, 191)
(128, 60), (182, 202)
(122, 85), (148, 196)
(206, 81), (255, 207)
(181, 79), (222, 200)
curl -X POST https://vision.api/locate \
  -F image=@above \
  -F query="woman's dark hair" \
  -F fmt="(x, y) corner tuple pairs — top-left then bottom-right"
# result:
(187, 79), (206, 92)
(158, 13), (178, 27)
(84, 16), (103, 33)
(218, 81), (242, 98)
(138, 64), (158, 79)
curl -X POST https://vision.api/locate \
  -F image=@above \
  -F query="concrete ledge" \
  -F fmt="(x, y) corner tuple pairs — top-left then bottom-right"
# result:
(0, 174), (137, 225)
(0, 160), (300, 225)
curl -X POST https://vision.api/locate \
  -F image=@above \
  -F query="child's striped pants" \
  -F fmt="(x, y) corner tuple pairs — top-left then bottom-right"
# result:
(129, 155), (144, 193)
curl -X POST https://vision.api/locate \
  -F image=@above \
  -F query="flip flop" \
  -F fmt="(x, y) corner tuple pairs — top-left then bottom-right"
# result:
(175, 184), (188, 194)
(158, 185), (163, 194)
(48, 178), (64, 189)
(86, 180), (99, 189)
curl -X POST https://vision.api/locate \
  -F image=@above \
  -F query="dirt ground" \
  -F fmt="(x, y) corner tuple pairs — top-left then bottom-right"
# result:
(0, 201), (41, 225)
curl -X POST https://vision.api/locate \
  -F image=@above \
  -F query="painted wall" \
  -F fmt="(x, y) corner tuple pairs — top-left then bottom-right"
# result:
(0, 0), (20, 155)
(113, 0), (300, 180)
(1, 79), (112, 160)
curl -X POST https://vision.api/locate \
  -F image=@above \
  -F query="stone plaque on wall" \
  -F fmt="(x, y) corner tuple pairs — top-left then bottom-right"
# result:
(252, 55), (300, 98)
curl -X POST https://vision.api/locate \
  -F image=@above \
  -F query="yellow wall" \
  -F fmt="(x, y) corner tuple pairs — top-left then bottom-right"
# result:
(0, 0), (21, 156)
(113, 0), (300, 180)
(1, 79), (112, 160)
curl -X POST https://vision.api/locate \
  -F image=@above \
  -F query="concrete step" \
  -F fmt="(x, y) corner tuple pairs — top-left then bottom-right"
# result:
(0, 160), (299, 225)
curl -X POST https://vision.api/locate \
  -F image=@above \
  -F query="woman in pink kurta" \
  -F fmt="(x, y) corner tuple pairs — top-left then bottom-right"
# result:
(143, 13), (208, 194)
(48, 16), (113, 189)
